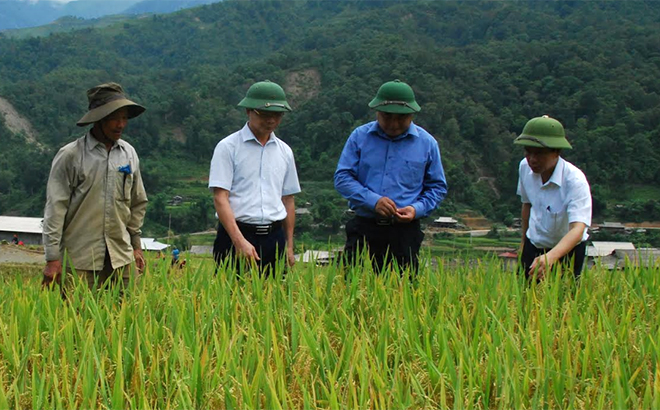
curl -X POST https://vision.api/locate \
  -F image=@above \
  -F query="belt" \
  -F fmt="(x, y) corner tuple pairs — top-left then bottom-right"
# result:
(356, 216), (397, 226)
(236, 220), (283, 236)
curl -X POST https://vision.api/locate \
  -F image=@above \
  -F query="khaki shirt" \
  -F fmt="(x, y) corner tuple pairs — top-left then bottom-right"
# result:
(43, 132), (148, 270)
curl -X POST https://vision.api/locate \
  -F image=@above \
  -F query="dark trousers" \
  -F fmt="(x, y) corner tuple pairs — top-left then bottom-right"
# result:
(521, 237), (586, 280)
(213, 221), (286, 277)
(343, 216), (424, 274)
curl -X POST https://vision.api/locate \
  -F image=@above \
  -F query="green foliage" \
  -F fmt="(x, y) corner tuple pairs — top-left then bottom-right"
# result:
(1, 0), (660, 229)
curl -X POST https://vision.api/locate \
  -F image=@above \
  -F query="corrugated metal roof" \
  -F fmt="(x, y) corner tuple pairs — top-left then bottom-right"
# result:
(189, 245), (213, 255)
(0, 216), (43, 234)
(433, 217), (458, 224)
(587, 241), (635, 257)
(141, 238), (170, 251)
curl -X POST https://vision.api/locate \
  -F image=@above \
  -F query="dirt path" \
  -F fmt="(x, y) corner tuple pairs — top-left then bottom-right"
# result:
(0, 96), (43, 150)
(0, 245), (45, 265)
(624, 222), (660, 228)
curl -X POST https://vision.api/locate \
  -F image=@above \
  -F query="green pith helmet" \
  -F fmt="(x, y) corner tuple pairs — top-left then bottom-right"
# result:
(514, 115), (573, 149)
(368, 79), (421, 114)
(237, 80), (292, 112)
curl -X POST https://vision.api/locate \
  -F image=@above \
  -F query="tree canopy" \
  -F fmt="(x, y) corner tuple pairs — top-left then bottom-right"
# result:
(2, 0), (660, 231)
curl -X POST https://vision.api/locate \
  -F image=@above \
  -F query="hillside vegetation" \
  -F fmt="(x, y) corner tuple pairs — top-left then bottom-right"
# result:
(1, 0), (660, 235)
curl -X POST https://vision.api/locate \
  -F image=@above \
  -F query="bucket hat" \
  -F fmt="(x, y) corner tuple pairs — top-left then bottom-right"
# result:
(368, 79), (421, 114)
(76, 82), (145, 127)
(237, 80), (292, 112)
(514, 115), (572, 149)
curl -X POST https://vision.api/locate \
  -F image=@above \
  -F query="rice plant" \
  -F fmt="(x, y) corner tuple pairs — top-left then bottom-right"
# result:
(0, 254), (658, 409)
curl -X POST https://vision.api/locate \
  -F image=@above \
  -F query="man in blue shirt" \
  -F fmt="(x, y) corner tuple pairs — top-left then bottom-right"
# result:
(334, 80), (448, 274)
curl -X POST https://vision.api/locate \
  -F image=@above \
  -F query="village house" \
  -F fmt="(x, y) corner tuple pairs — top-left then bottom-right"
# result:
(594, 221), (630, 235)
(432, 217), (459, 229)
(140, 238), (170, 252)
(295, 248), (343, 266)
(189, 245), (213, 255)
(586, 241), (636, 270)
(0, 216), (43, 245)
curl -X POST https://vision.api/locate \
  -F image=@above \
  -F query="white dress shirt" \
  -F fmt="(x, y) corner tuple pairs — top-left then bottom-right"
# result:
(517, 157), (592, 249)
(208, 123), (301, 224)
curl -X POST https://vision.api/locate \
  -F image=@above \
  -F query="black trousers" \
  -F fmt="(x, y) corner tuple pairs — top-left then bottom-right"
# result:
(343, 217), (424, 274)
(521, 237), (586, 280)
(213, 221), (286, 277)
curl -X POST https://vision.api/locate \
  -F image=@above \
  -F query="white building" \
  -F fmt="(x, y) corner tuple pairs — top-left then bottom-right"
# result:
(0, 216), (43, 245)
(140, 238), (170, 252)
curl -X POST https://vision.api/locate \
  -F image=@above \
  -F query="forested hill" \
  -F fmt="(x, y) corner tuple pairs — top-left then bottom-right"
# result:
(1, 0), (660, 226)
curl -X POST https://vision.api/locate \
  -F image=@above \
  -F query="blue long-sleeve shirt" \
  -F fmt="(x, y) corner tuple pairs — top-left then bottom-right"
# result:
(334, 121), (448, 219)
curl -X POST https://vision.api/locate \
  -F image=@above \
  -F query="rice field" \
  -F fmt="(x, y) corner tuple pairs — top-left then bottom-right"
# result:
(0, 255), (659, 409)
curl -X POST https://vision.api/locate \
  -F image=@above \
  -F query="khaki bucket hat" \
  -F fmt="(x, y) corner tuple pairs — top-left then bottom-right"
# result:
(76, 82), (145, 127)
(514, 115), (572, 149)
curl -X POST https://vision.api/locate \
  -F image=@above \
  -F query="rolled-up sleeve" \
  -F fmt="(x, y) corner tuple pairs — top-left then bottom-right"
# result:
(42, 148), (74, 261)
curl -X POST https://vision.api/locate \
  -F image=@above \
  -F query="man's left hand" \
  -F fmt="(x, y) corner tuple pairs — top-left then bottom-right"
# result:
(134, 249), (145, 273)
(395, 206), (416, 223)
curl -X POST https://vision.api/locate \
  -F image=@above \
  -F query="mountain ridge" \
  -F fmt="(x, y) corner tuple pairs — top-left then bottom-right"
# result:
(0, 0), (659, 227)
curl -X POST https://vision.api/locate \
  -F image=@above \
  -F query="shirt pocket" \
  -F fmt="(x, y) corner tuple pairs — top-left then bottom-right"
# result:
(264, 159), (287, 188)
(401, 160), (426, 189)
(541, 205), (568, 235)
(116, 171), (133, 202)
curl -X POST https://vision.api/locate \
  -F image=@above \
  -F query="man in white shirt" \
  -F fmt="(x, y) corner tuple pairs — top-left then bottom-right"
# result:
(515, 116), (592, 280)
(208, 81), (300, 276)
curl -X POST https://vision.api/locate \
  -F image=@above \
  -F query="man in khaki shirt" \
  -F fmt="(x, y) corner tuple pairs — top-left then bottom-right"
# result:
(42, 82), (148, 290)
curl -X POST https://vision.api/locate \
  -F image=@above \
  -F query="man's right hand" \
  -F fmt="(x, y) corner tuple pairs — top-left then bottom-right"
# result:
(375, 197), (397, 218)
(42, 260), (62, 287)
(233, 238), (261, 262)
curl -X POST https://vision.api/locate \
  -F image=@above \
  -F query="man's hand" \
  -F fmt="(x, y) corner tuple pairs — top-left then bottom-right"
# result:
(529, 253), (558, 280)
(134, 249), (145, 273)
(42, 260), (62, 288)
(286, 245), (296, 267)
(375, 197), (397, 217)
(234, 238), (261, 262)
(395, 206), (416, 223)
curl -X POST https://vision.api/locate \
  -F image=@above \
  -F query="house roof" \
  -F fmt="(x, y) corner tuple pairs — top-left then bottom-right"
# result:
(613, 248), (660, 267)
(587, 241), (635, 257)
(598, 222), (626, 229)
(141, 238), (170, 251)
(189, 245), (213, 255)
(0, 216), (43, 234)
(592, 248), (660, 270)
(295, 250), (334, 263)
(433, 217), (458, 224)
(498, 252), (518, 259)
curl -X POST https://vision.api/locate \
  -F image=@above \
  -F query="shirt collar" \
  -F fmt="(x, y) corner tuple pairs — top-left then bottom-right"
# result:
(240, 122), (277, 145)
(545, 157), (565, 187)
(368, 120), (419, 141)
(85, 131), (125, 152)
